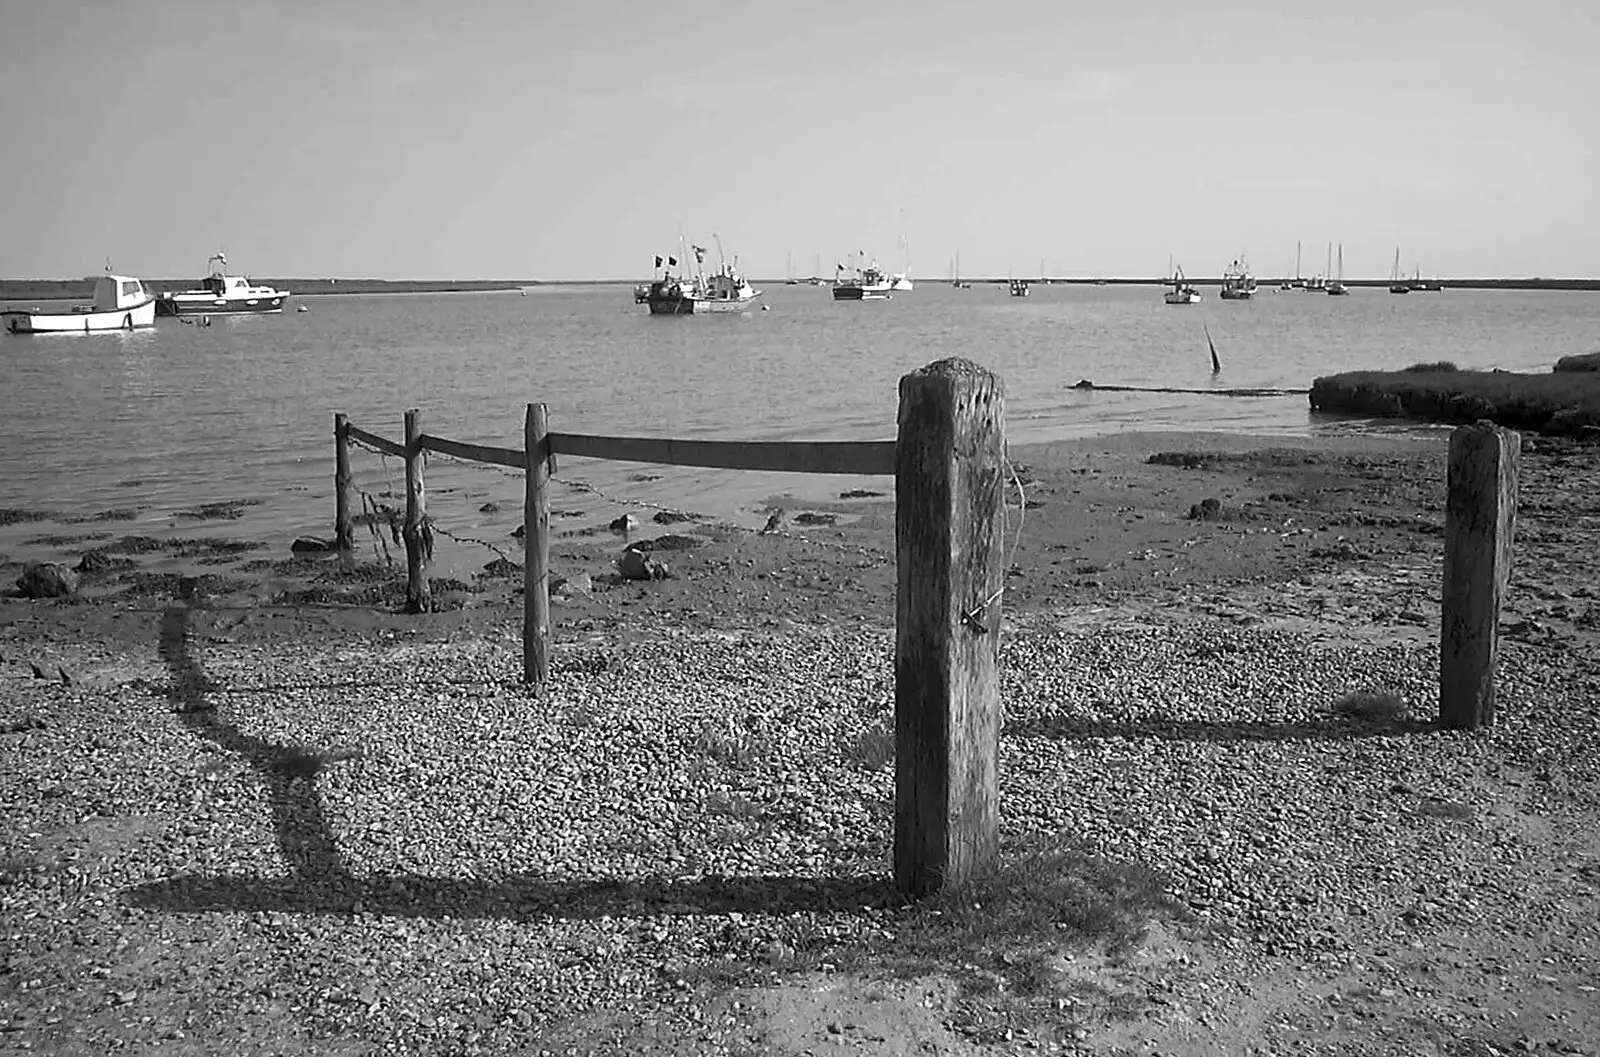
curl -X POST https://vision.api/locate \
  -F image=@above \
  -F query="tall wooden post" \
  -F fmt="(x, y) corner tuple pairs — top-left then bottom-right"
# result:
(333, 412), (355, 552)
(523, 403), (551, 685)
(1440, 422), (1520, 730)
(894, 358), (1005, 898)
(402, 409), (430, 614)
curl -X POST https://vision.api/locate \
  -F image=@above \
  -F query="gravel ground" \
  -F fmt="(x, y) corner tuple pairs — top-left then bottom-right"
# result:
(3, 598), (1597, 1055)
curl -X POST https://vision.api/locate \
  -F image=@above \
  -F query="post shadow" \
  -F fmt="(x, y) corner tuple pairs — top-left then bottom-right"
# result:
(138, 604), (890, 920)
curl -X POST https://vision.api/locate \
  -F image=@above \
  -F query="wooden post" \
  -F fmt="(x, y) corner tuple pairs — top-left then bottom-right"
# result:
(333, 412), (355, 552)
(894, 358), (1005, 898)
(523, 403), (551, 685)
(402, 408), (430, 614)
(1440, 422), (1520, 730)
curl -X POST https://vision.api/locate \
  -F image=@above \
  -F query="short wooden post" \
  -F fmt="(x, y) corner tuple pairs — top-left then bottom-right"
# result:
(1440, 422), (1520, 730)
(523, 403), (551, 685)
(402, 408), (430, 614)
(894, 357), (1005, 898)
(333, 412), (355, 552)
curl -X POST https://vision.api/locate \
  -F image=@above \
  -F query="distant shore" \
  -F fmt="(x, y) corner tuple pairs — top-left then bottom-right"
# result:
(4, 275), (1600, 300)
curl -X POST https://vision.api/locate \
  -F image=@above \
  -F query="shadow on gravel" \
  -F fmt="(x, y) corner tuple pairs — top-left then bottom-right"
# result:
(1005, 714), (1437, 743)
(139, 603), (894, 922)
(123, 870), (892, 921)
(158, 605), (349, 881)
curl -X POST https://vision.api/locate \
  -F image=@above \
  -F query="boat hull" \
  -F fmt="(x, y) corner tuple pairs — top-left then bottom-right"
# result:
(1218, 289), (1255, 300)
(832, 284), (892, 301)
(646, 293), (760, 315)
(1164, 292), (1201, 304)
(3, 298), (157, 333)
(156, 294), (289, 316)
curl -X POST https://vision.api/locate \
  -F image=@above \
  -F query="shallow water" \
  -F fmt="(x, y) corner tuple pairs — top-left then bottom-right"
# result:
(3, 282), (1596, 579)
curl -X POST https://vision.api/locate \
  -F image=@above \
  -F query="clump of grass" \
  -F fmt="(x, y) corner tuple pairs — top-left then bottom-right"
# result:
(693, 715), (774, 765)
(1403, 361), (1459, 373)
(1332, 690), (1408, 721)
(1554, 351), (1600, 373)
(844, 716), (895, 770)
(1310, 367), (1600, 434)
(1414, 799), (1473, 820)
(808, 839), (1186, 1007)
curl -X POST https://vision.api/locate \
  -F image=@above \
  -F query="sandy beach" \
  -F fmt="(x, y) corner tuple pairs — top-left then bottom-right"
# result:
(2, 428), (1597, 1056)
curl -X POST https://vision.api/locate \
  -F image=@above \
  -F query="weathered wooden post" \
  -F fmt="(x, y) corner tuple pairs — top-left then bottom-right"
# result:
(523, 403), (552, 685)
(402, 409), (430, 614)
(894, 358), (1005, 898)
(333, 412), (355, 552)
(1440, 422), (1520, 730)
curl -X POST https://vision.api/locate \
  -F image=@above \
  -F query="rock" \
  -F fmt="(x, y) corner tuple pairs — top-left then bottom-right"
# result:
(609, 513), (640, 535)
(793, 512), (837, 526)
(481, 558), (522, 579)
(1187, 498), (1224, 521)
(552, 572), (593, 599)
(652, 510), (699, 525)
(75, 551), (114, 574)
(478, 502), (499, 513)
(17, 561), (78, 598)
(290, 536), (338, 555)
(617, 546), (670, 581)
(760, 512), (785, 535)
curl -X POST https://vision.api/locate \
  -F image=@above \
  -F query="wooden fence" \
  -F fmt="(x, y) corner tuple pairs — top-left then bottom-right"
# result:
(335, 357), (1005, 897)
(331, 363), (1523, 896)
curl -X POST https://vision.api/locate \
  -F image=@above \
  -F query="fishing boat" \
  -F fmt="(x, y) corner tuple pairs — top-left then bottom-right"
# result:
(833, 255), (892, 300)
(155, 253), (290, 316)
(1219, 257), (1258, 300)
(1164, 265), (1201, 304)
(644, 239), (760, 315)
(1009, 278), (1030, 297)
(1327, 243), (1350, 295)
(1388, 248), (1411, 294)
(3, 274), (157, 334)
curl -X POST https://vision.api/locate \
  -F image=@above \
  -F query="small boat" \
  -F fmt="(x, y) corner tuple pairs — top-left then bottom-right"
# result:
(889, 234), (914, 291)
(1009, 278), (1030, 297)
(951, 250), (971, 289)
(644, 239), (761, 315)
(3, 274), (157, 334)
(156, 253), (290, 315)
(1327, 243), (1350, 295)
(1164, 266), (1201, 304)
(1219, 257), (1258, 300)
(833, 255), (893, 300)
(1388, 248), (1411, 294)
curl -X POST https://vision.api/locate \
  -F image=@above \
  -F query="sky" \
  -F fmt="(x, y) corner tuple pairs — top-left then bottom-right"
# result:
(1, 0), (1596, 281)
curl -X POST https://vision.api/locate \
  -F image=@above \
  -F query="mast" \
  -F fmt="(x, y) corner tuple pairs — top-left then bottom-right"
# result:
(1326, 242), (1332, 279)
(1296, 241), (1302, 281)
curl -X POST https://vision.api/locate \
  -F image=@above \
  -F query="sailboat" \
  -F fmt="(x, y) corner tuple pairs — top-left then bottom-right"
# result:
(890, 234), (913, 291)
(1303, 242), (1327, 292)
(1327, 243), (1349, 295)
(785, 253), (798, 285)
(951, 250), (971, 289)
(1389, 248), (1411, 293)
(1281, 241), (1300, 290)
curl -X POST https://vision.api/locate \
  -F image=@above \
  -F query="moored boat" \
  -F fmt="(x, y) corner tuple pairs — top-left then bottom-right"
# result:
(3, 274), (157, 334)
(155, 253), (290, 315)
(1009, 278), (1030, 297)
(1164, 266), (1201, 304)
(833, 256), (892, 300)
(1219, 257), (1258, 300)
(644, 240), (761, 315)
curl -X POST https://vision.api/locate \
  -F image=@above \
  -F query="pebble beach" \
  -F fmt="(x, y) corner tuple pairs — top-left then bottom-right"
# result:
(3, 429), (1598, 1056)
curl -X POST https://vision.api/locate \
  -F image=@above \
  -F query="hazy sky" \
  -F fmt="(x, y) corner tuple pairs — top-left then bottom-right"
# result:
(2, 0), (1595, 280)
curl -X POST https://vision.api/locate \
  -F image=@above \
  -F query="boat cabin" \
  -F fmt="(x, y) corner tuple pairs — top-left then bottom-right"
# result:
(89, 275), (151, 311)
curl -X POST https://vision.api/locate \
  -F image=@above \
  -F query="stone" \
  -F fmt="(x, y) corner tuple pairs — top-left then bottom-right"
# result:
(290, 536), (338, 555)
(617, 546), (670, 581)
(16, 561), (78, 599)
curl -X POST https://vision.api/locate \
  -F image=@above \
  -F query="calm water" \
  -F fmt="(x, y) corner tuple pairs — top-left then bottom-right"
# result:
(4, 283), (1598, 578)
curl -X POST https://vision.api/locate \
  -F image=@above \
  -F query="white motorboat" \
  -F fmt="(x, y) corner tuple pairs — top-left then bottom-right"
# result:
(3, 274), (157, 333)
(155, 253), (290, 315)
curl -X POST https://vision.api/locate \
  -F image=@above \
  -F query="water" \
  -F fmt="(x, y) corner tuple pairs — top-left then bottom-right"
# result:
(3, 283), (1597, 579)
